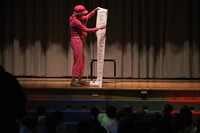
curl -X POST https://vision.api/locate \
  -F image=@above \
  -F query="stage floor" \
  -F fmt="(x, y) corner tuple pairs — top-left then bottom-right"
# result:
(17, 77), (200, 91)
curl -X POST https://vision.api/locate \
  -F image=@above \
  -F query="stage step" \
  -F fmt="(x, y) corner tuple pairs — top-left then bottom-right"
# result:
(26, 99), (200, 113)
(26, 99), (172, 113)
(26, 99), (107, 111)
(108, 100), (168, 112)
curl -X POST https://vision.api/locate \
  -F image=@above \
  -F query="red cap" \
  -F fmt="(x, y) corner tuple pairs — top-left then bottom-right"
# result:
(74, 5), (88, 15)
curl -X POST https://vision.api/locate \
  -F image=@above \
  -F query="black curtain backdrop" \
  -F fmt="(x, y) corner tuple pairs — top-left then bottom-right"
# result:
(0, 0), (199, 78)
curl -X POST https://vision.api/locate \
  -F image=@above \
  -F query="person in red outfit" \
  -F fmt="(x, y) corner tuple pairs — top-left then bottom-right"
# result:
(69, 5), (106, 87)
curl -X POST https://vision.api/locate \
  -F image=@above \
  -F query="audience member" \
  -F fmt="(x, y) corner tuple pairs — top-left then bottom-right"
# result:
(36, 105), (47, 133)
(89, 106), (101, 127)
(179, 105), (194, 133)
(19, 114), (38, 133)
(76, 120), (91, 133)
(45, 113), (57, 133)
(89, 125), (107, 133)
(0, 65), (27, 133)
(191, 117), (200, 133)
(162, 103), (173, 115)
(53, 110), (69, 133)
(98, 105), (118, 133)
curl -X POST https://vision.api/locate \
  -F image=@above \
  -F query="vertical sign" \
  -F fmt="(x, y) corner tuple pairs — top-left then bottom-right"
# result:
(90, 7), (108, 87)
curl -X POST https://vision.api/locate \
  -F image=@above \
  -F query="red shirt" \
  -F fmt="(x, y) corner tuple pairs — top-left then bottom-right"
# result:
(69, 11), (99, 39)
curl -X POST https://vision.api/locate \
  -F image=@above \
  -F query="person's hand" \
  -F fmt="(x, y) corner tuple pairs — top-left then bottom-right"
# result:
(98, 25), (106, 30)
(93, 7), (100, 12)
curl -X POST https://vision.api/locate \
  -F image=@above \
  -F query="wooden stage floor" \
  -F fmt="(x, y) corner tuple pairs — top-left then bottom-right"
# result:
(17, 77), (200, 100)
(18, 77), (200, 91)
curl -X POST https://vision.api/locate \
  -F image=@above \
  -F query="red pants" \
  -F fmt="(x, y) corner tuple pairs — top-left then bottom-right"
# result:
(71, 38), (85, 77)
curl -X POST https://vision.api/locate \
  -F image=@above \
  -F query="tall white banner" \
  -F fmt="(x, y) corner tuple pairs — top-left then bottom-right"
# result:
(90, 7), (108, 87)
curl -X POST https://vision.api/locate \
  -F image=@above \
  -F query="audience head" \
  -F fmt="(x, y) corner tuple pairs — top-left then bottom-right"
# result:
(162, 103), (173, 114)
(106, 105), (117, 118)
(90, 106), (100, 118)
(36, 104), (46, 115)
(1, 65), (27, 132)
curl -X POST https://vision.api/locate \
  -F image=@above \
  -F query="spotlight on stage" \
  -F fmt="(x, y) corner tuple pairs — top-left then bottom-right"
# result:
(141, 90), (148, 99)
(81, 105), (87, 110)
(142, 106), (149, 112)
(66, 105), (72, 110)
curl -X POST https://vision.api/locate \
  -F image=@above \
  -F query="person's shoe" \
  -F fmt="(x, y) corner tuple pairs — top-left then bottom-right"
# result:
(70, 82), (82, 87)
(78, 80), (90, 86)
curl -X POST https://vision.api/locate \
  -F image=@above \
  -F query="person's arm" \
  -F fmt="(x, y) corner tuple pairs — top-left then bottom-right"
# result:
(73, 19), (106, 33)
(82, 7), (99, 21)
(74, 19), (98, 33)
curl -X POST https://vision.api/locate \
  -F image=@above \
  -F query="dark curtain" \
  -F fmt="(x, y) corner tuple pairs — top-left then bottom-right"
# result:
(0, 0), (199, 78)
